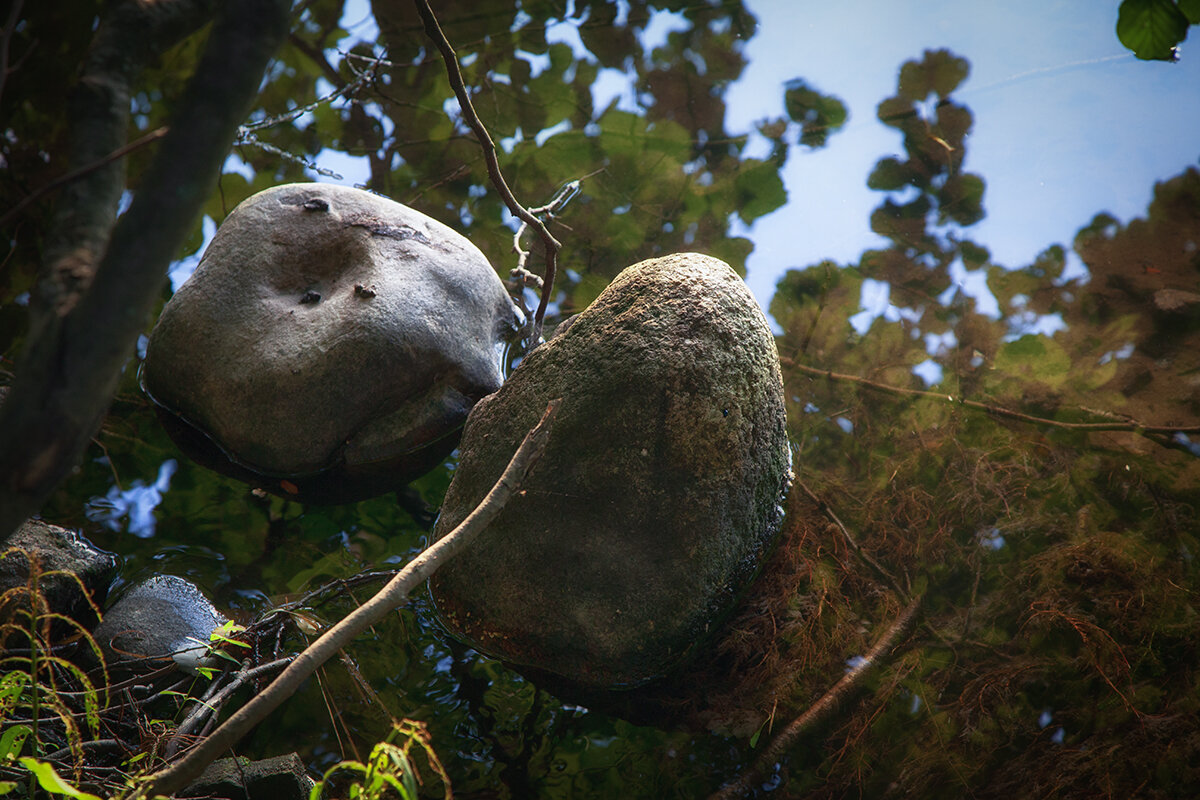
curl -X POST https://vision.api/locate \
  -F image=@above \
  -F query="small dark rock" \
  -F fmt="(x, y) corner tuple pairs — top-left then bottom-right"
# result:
(0, 520), (118, 635)
(181, 753), (314, 800)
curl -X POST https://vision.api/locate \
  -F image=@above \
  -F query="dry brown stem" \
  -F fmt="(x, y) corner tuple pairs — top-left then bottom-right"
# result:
(0, 127), (170, 230)
(785, 358), (1200, 436)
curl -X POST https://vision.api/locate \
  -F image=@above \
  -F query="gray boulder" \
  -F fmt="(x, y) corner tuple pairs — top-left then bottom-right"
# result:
(142, 183), (520, 504)
(92, 574), (228, 674)
(430, 253), (791, 690)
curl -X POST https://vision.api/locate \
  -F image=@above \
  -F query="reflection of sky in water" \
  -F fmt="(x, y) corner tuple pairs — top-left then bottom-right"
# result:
(307, 1), (1199, 301)
(730, 2), (1200, 311)
(85, 459), (177, 538)
(977, 527), (1006, 551)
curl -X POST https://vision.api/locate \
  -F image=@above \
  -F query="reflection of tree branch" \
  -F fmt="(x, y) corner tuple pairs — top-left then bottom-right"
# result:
(0, 0), (27, 109)
(710, 596), (923, 800)
(0, 127), (169, 230)
(0, 0), (291, 539)
(796, 479), (907, 597)
(146, 400), (560, 797)
(413, 0), (562, 344)
(287, 32), (345, 88)
(784, 357), (1200, 436)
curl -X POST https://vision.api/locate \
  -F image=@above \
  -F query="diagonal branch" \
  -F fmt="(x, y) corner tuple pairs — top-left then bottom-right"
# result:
(0, 126), (169, 231)
(709, 596), (923, 800)
(785, 357), (1200, 436)
(145, 400), (560, 797)
(413, 0), (562, 344)
(796, 478), (907, 598)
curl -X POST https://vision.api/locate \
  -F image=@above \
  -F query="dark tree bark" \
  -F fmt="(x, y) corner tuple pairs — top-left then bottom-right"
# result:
(0, 0), (292, 537)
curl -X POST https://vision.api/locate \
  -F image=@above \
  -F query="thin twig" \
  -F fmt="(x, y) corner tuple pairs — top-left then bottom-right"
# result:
(144, 400), (560, 797)
(0, 127), (169, 230)
(709, 596), (923, 800)
(165, 657), (292, 757)
(796, 479), (907, 597)
(785, 358), (1200, 436)
(413, 0), (561, 343)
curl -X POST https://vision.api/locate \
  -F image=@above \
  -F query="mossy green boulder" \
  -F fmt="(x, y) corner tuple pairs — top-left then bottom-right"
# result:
(431, 253), (791, 690)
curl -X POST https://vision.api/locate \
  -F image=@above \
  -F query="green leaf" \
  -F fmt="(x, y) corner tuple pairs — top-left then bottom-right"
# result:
(0, 724), (30, 761)
(867, 157), (914, 191)
(1117, 0), (1190, 60)
(1180, 0), (1200, 22)
(17, 758), (103, 800)
(994, 335), (1071, 389)
(897, 49), (970, 100)
(783, 79), (848, 148)
(734, 160), (787, 223)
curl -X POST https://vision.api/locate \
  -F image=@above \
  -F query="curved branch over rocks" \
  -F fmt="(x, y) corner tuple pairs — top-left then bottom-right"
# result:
(145, 401), (560, 797)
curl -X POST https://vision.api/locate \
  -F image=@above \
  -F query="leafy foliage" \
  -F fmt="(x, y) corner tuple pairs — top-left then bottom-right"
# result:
(758, 46), (1200, 799)
(0, 549), (107, 796)
(1117, 0), (1200, 60)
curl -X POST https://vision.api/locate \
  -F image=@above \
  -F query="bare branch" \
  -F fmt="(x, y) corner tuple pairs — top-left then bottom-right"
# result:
(413, 0), (562, 343)
(709, 596), (923, 800)
(165, 657), (293, 758)
(145, 400), (561, 797)
(0, 126), (169, 230)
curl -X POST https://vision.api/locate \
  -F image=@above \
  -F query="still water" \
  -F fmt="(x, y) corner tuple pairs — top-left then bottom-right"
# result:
(24, 0), (1200, 797)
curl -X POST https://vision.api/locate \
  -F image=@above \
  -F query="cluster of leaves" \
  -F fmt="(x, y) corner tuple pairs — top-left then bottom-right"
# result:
(311, 719), (449, 800)
(0, 549), (108, 798)
(1117, 0), (1200, 60)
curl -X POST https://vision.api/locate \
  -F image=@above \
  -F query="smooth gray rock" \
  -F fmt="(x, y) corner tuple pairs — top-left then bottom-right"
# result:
(142, 183), (520, 504)
(0, 520), (118, 632)
(92, 575), (228, 674)
(430, 253), (791, 690)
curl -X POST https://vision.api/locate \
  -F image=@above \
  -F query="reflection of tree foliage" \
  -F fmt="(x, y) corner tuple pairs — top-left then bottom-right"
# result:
(5, 0), (1200, 794)
(765, 47), (1200, 797)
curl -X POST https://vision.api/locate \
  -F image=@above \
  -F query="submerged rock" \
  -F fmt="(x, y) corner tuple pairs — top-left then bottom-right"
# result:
(142, 183), (520, 504)
(92, 575), (228, 675)
(430, 253), (791, 691)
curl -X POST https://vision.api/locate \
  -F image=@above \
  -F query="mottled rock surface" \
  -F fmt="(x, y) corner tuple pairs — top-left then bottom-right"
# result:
(92, 574), (228, 674)
(182, 754), (314, 800)
(431, 253), (791, 690)
(142, 183), (520, 503)
(0, 520), (117, 631)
